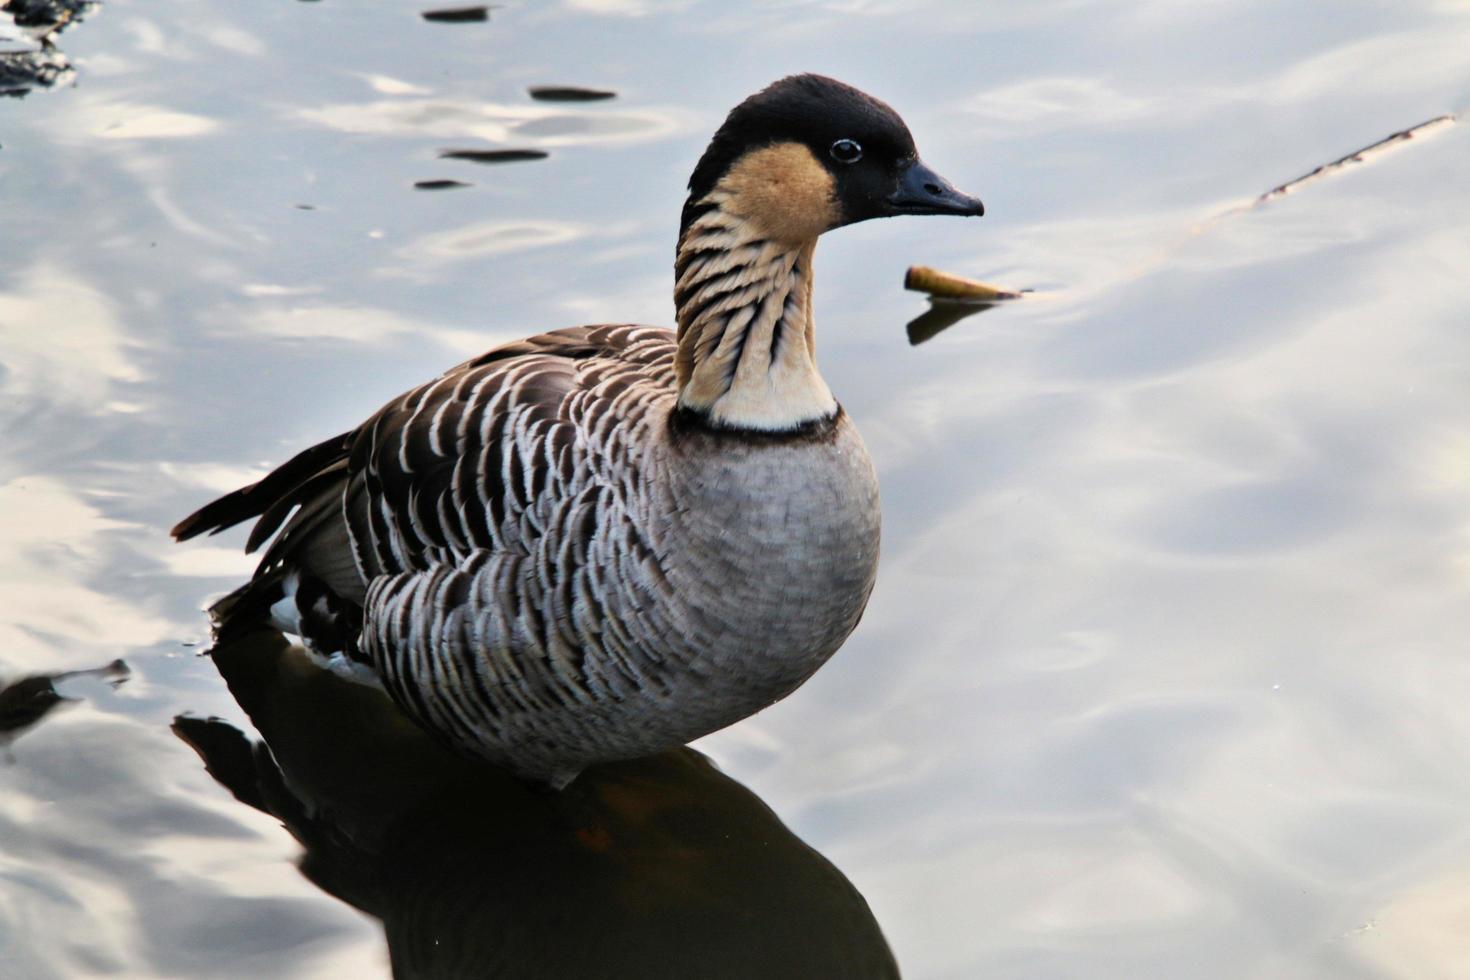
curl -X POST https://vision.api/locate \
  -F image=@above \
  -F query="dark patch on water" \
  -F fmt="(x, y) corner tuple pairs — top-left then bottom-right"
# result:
(438, 147), (549, 164)
(1, 659), (130, 749)
(528, 85), (616, 102)
(4, 0), (92, 29)
(421, 5), (492, 22)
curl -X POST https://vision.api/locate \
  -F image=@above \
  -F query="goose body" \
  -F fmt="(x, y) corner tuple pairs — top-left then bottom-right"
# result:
(175, 74), (983, 787)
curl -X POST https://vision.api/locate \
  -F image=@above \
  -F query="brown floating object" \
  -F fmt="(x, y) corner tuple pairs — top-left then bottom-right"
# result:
(414, 179), (472, 190)
(528, 86), (616, 103)
(438, 148), (549, 164)
(421, 6), (492, 22)
(904, 265), (1021, 302)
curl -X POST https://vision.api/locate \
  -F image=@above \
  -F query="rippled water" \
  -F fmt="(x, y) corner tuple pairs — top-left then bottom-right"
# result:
(3, 1), (1470, 977)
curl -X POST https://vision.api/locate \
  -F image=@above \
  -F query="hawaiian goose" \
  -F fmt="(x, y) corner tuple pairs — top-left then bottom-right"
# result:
(174, 74), (984, 788)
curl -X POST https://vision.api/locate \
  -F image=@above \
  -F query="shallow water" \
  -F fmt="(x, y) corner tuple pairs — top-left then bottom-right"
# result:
(3, 1), (1470, 977)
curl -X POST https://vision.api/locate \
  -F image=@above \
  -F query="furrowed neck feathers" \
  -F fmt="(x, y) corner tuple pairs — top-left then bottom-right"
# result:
(673, 143), (838, 432)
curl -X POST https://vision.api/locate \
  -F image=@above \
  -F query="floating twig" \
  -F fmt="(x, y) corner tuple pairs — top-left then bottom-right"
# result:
(1254, 114), (1456, 206)
(904, 265), (1022, 303)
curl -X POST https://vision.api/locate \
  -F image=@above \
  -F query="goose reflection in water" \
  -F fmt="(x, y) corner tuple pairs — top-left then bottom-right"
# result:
(174, 628), (900, 979)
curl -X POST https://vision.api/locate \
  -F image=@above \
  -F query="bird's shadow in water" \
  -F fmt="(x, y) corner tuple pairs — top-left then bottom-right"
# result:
(173, 628), (900, 979)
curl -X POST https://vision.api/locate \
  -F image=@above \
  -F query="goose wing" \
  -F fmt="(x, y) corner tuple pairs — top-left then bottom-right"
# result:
(173, 324), (677, 607)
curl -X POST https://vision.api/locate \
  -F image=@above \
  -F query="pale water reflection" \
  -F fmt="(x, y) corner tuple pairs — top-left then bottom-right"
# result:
(3, 0), (1470, 977)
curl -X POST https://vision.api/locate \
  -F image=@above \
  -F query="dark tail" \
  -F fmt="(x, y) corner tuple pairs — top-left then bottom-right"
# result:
(208, 572), (289, 641)
(175, 427), (368, 659)
(171, 430), (356, 546)
(209, 567), (363, 658)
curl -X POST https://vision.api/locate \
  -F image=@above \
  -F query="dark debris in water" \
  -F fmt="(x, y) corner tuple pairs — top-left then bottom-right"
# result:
(1, 0), (95, 97)
(438, 147), (549, 164)
(414, 179), (472, 190)
(528, 85), (616, 103)
(4, 0), (92, 29)
(0, 48), (69, 97)
(421, 5), (494, 22)
(0, 677), (71, 739)
(0, 658), (130, 750)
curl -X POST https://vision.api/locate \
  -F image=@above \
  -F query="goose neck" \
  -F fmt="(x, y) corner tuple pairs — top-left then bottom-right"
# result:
(672, 198), (835, 432)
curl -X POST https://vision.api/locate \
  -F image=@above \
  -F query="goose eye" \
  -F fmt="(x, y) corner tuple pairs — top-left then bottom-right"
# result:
(829, 139), (863, 164)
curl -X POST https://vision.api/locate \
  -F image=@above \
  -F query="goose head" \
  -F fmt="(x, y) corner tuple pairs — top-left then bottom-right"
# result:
(680, 73), (984, 247)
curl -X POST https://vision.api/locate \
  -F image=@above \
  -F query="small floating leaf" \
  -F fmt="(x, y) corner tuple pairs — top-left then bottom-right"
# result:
(528, 86), (616, 103)
(438, 148), (549, 164)
(421, 6), (492, 22)
(414, 179), (472, 190)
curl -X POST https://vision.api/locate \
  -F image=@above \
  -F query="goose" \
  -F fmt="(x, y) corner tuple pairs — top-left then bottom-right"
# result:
(174, 73), (984, 789)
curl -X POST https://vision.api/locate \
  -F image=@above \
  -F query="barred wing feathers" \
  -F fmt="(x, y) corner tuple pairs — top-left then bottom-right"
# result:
(173, 324), (678, 649)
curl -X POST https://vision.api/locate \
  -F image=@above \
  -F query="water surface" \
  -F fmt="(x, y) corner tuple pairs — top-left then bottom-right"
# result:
(3, 1), (1470, 977)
